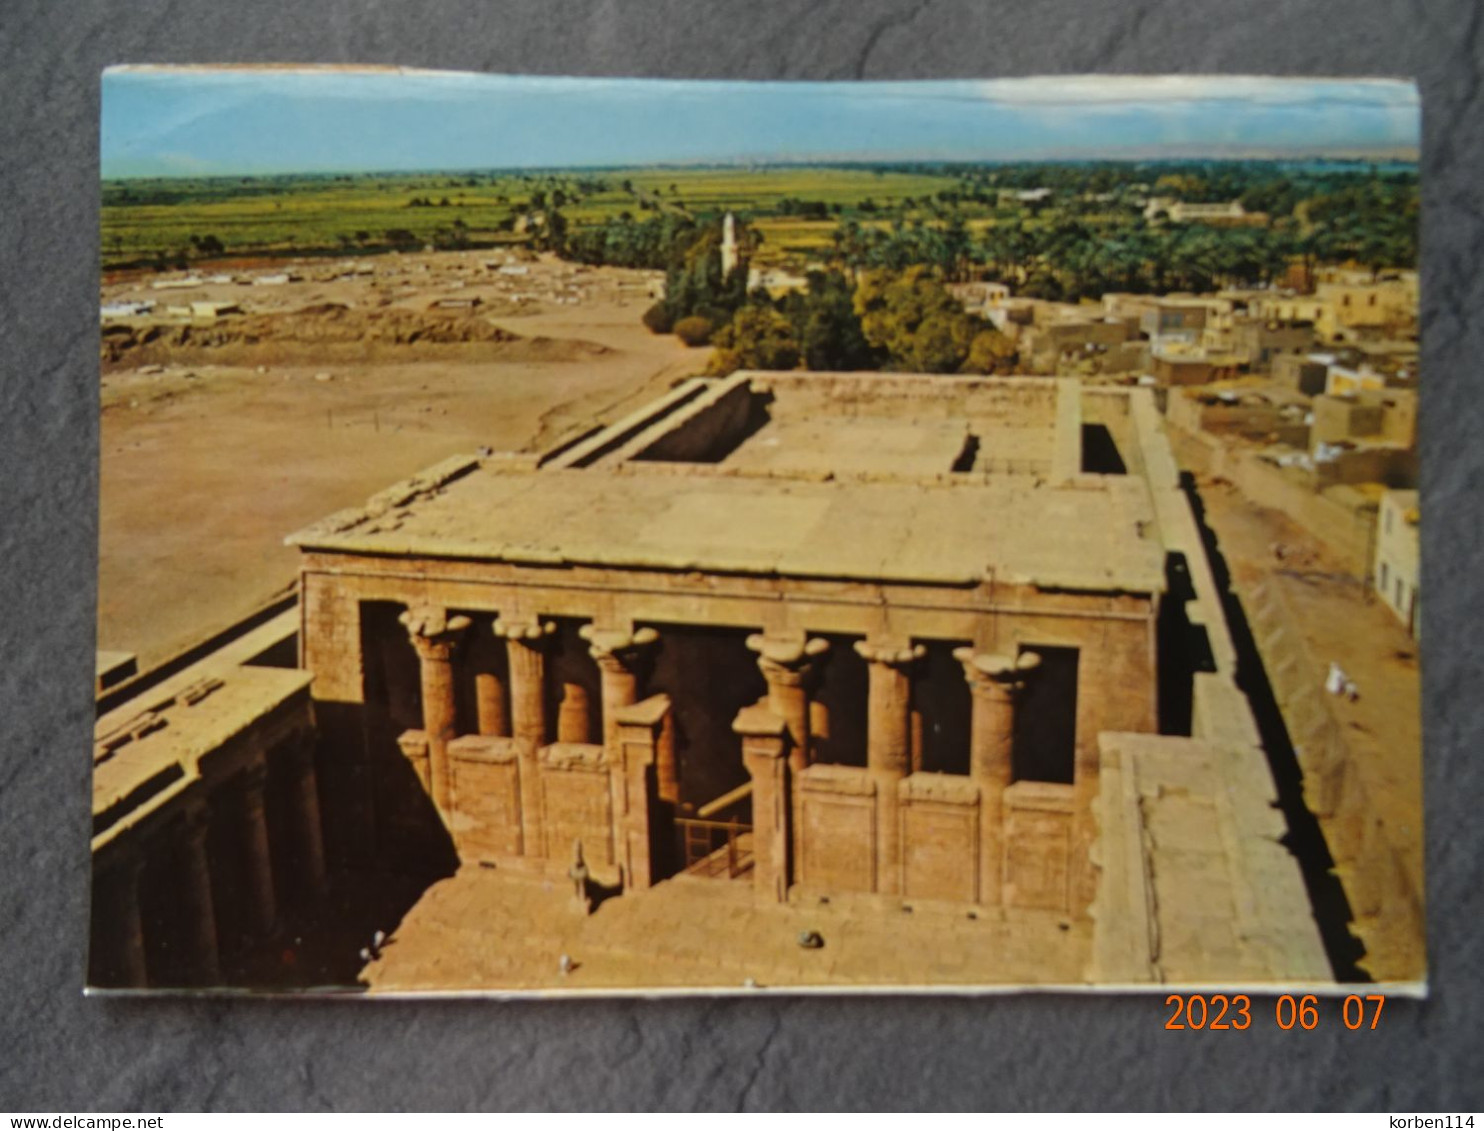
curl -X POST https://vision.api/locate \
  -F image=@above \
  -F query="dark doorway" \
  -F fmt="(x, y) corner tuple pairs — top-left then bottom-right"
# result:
(913, 639), (973, 775)
(546, 617), (601, 745)
(358, 601), (455, 874)
(1081, 423), (1128, 475)
(1156, 552), (1217, 736)
(643, 624), (766, 810)
(1012, 645), (1079, 784)
(451, 612), (508, 738)
(811, 632), (869, 768)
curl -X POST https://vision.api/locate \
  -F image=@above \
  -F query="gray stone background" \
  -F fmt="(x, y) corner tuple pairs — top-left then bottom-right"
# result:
(2, 0), (1480, 1111)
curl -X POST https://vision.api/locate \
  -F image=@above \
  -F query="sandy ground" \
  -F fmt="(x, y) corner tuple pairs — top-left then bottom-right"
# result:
(1186, 471), (1424, 978)
(99, 251), (706, 667)
(361, 866), (1091, 992)
(1192, 476), (1422, 850)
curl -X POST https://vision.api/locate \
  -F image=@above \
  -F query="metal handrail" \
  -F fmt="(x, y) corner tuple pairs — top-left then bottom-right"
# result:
(696, 780), (752, 819)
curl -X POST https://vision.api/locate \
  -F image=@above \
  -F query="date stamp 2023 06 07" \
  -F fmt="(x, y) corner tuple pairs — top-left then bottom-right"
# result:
(1163, 993), (1389, 1031)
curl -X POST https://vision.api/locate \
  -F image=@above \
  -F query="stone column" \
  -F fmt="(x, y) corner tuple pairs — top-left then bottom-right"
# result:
(656, 712), (678, 807)
(581, 625), (660, 750)
(283, 735), (327, 903)
(613, 694), (671, 892)
(171, 802), (221, 987)
(469, 631), (510, 738)
(235, 762), (277, 939)
(91, 846), (148, 988)
(855, 639), (924, 896)
(582, 625), (660, 866)
(746, 633), (830, 774)
(400, 605), (472, 816)
(555, 681), (593, 744)
(496, 616), (555, 858)
(736, 704), (791, 904)
(955, 648), (1040, 905)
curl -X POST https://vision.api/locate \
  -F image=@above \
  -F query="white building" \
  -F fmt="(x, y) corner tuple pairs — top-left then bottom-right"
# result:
(1374, 489), (1420, 638)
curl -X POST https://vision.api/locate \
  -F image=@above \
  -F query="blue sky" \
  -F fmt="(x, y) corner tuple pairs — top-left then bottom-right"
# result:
(101, 68), (1420, 178)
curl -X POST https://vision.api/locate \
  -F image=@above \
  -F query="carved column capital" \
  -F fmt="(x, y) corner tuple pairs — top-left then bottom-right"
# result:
(953, 648), (1040, 699)
(400, 605), (472, 660)
(854, 639), (926, 670)
(172, 797), (213, 850)
(95, 838), (146, 884)
(581, 624), (659, 673)
(747, 633), (830, 686)
(494, 615), (556, 647)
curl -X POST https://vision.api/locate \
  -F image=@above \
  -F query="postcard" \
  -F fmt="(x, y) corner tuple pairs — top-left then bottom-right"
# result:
(91, 68), (1423, 998)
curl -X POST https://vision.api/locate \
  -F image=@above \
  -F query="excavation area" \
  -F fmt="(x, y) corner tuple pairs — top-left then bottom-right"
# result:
(99, 250), (704, 667)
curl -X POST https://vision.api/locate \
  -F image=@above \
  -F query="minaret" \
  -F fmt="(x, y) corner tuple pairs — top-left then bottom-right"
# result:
(721, 212), (739, 277)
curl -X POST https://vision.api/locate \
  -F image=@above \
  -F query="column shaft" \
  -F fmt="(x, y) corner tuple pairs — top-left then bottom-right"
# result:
(866, 657), (911, 895)
(91, 852), (147, 988)
(417, 648), (457, 812)
(504, 626), (552, 858)
(770, 680), (810, 775)
(556, 680), (593, 744)
(747, 635), (829, 774)
(174, 807), (221, 986)
(401, 607), (471, 820)
(655, 711), (679, 805)
(596, 666), (638, 750)
(957, 648), (1039, 906)
(287, 739), (328, 902)
(475, 670), (509, 737)
(237, 766), (277, 939)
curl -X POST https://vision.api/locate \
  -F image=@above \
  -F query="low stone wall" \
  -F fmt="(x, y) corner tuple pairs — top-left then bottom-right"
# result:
(629, 377), (756, 463)
(1172, 425), (1377, 579)
(796, 764), (878, 893)
(447, 734), (523, 860)
(792, 763), (1074, 913)
(1002, 781), (1075, 912)
(899, 774), (980, 903)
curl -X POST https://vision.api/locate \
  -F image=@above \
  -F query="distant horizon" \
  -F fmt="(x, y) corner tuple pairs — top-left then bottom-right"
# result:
(102, 69), (1420, 180)
(100, 152), (1422, 183)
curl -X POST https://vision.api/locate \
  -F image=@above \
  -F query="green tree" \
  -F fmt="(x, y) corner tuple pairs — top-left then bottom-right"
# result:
(708, 306), (801, 375)
(964, 328), (1019, 375)
(673, 315), (716, 347)
(853, 266), (987, 373)
(778, 270), (882, 371)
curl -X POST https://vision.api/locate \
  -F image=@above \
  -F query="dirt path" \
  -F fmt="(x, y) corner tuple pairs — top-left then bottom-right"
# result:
(1187, 473), (1424, 978)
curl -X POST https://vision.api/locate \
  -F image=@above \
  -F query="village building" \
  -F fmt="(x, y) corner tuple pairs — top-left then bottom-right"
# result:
(1142, 199), (1266, 226)
(1150, 344), (1244, 387)
(1229, 319), (1317, 372)
(1374, 489), (1421, 639)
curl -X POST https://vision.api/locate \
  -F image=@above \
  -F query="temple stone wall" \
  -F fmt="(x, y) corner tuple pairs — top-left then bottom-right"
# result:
(90, 669), (324, 989)
(447, 735), (523, 860)
(797, 765), (877, 893)
(298, 560), (1158, 919)
(899, 774), (980, 902)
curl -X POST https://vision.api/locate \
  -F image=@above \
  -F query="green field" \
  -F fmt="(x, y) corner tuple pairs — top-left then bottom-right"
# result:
(101, 160), (1418, 304)
(101, 165), (986, 269)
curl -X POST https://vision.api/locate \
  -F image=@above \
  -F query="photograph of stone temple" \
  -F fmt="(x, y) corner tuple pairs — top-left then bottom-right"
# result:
(91, 70), (1425, 993)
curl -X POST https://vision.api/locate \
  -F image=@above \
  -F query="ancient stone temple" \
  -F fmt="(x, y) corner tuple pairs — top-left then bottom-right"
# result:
(283, 371), (1324, 979)
(91, 371), (1330, 989)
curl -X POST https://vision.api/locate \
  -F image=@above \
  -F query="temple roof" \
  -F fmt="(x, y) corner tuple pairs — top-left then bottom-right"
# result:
(289, 458), (1165, 592)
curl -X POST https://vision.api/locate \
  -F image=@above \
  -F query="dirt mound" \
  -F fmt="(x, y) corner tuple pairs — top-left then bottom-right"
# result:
(496, 335), (613, 363)
(101, 305), (525, 367)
